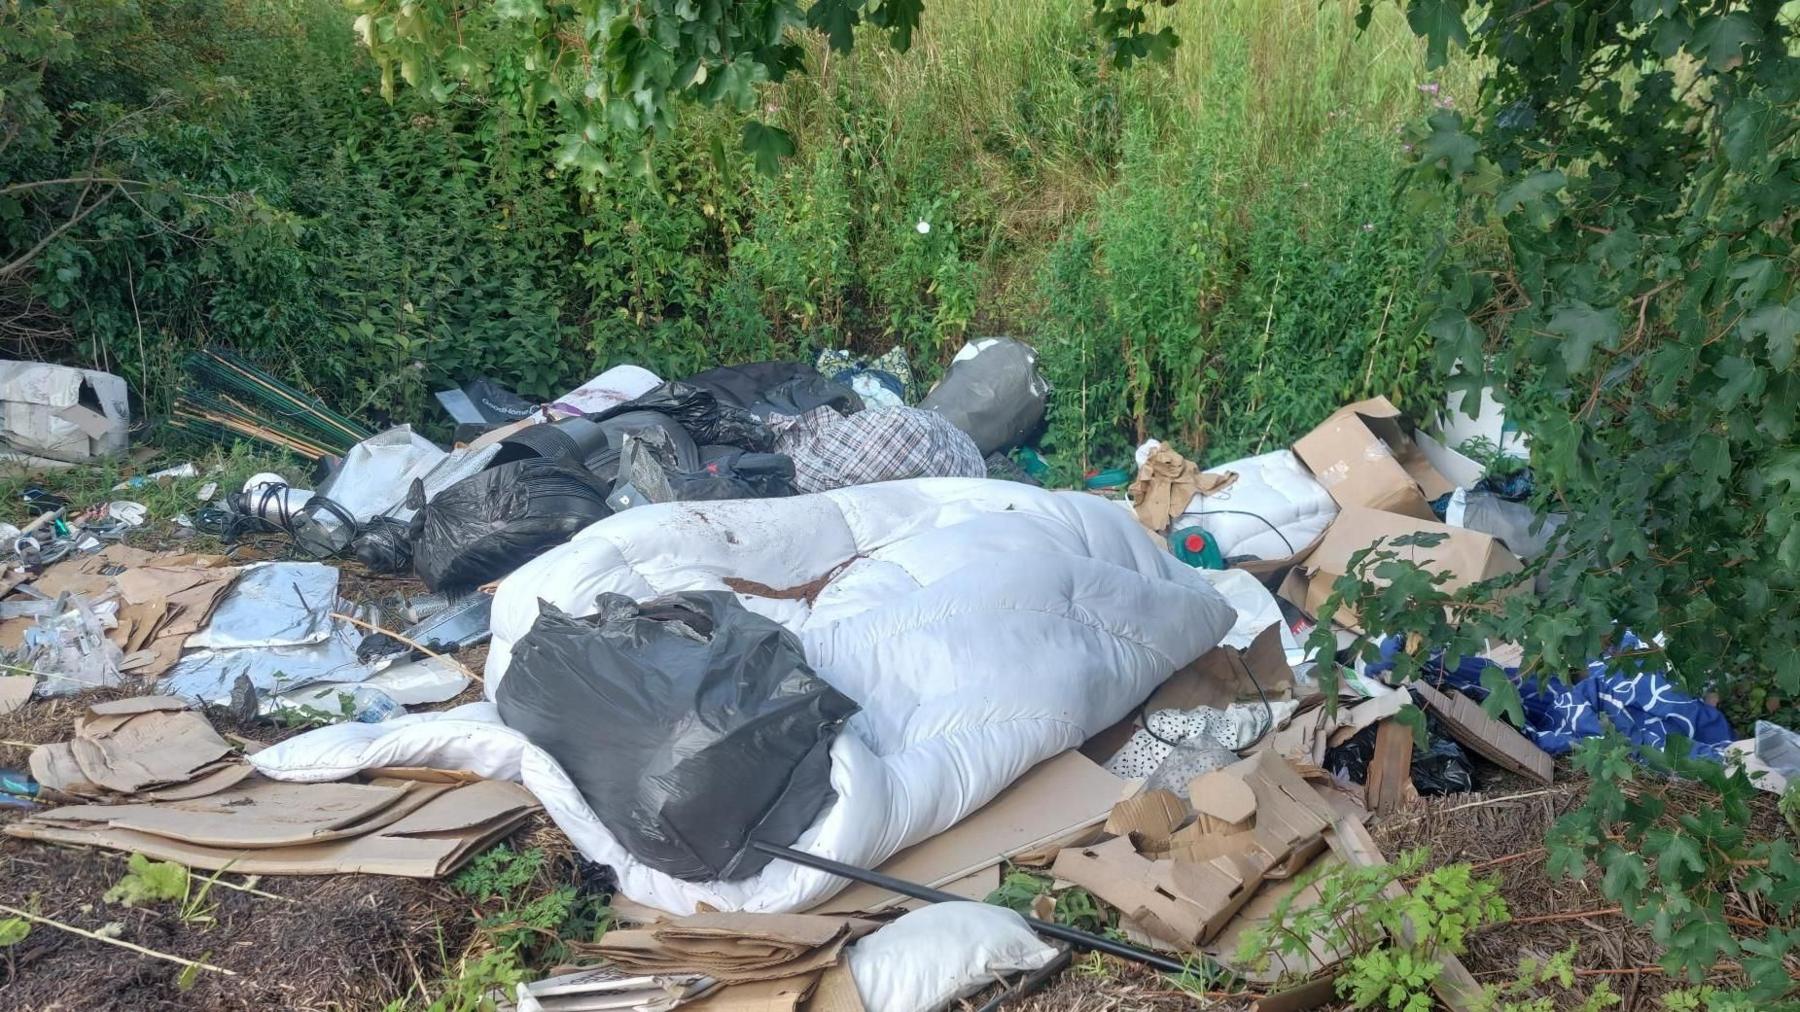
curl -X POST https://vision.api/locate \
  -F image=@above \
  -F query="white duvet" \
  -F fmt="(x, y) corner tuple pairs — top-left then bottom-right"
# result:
(252, 478), (1235, 913)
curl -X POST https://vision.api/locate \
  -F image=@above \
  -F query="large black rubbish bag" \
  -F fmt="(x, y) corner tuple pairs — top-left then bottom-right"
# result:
(496, 593), (858, 882)
(594, 381), (776, 453)
(412, 460), (611, 592)
(674, 448), (798, 500)
(919, 338), (1049, 455)
(684, 362), (863, 419)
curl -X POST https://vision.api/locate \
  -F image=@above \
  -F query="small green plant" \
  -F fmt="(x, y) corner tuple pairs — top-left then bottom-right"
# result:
(1237, 849), (1509, 1011)
(1472, 945), (1620, 1012)
(451, 845), (546, 904)
(985, 867), (1111, 934)
(104, 853), (227, 925)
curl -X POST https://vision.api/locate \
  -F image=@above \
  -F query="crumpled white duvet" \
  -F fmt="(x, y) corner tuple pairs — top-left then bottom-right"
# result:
(251, 478), (1235, 913)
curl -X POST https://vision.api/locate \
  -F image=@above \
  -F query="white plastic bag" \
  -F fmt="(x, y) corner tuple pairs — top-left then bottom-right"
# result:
(848, 902), (1058, 1012)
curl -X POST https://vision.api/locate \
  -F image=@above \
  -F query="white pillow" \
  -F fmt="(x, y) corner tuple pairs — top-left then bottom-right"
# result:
(848, 902), (1058, 1012)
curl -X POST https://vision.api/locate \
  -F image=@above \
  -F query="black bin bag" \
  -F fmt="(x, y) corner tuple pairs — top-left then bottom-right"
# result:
(496, 592), (858, 882)
(412, 460), (611, 592)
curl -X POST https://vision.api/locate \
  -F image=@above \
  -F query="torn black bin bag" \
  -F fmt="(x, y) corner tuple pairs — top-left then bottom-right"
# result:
(412, 460), (612, 592)
(683, 363), (863, 419)
(496, 593), (858, 881)
(672, 448), (798, 500)
(492, 415), (615, 469)
(1324, 708), (1476, 796)
(593, 381), (776, 453)
(350, 515), (413, 574)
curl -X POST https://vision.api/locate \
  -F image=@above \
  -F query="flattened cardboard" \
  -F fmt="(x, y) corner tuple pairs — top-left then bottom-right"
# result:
(0, 676), (31, 714)
(1293, 397), (1454, 520)
(5, 778), (538, 878)
(1291, 507), (1522, 632)
(1206, 851), (1349, 986)
(1233, 751), (1333, 878)
(1324, 691), (1408, 747)
(30, 778), (422, 848)
(690, 973), (819, 1012)
(588, 912), (872, 986)
(1189, 771), (1256, 832)
(1052, 835), (1246, 947)
(68, 708), (232, 795)
(803, 963), (865, 1012)
(1250, 975), (1341, 1012)
(813, 751), (1124, 913)
(1412, 681), (1553, 784)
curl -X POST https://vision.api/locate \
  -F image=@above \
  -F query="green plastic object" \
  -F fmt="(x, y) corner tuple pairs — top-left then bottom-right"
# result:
(1014, 447), (1051, 478)
(1084, 466), (1131, 490)
(1169, 527), (1225, 569)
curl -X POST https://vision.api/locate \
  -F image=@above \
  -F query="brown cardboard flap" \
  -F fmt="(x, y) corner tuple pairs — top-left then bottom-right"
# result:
(1104, 789), (1189, 844)
(67, 709), (232, 794)
(804, 963), (865, 1012)
(1293, 397), (1452, 520)
(691, 973), (821, 1012)
(32, 778), (428, 848)
(812, 750), (1123, 914)
(1324, 691), (1408, 747)
(1188, 771), (1256, 831)
(1051, 836), (1217, 947)
(0, 676), (31, 715)
(1412, 681), (1553, 784)
(1206, 851), (1349, 987)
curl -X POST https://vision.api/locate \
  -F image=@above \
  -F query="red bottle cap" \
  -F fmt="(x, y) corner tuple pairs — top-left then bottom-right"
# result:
(1184, 533), (1206, 552)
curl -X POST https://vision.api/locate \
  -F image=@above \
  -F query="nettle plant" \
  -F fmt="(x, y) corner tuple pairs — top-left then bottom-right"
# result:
(1310, 0), (1798, 999)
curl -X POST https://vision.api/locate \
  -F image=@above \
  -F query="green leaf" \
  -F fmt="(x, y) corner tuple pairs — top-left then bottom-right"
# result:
(1712, 356), (1761, 412)
(740, 120), (794, 176)
(1394, 703), (1430, 750)
(1740, 301), (1799, 370)
(1479, 666), (1526, 726)
(1548, 302), (1622, 374)
(806, 0), (862, 53)
(0, 918), (28, 947)
(1495, 170), (1565, 217)
(1418, 110), (1478, 175)
(869, 0), (924, 51)
(1722, 98), (1772, 170)
(1406, 0), (1469, 68)
(1689, 12), (1760, 71)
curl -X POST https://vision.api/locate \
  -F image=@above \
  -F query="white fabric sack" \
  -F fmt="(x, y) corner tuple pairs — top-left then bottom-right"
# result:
(1177, 449), (1337, 561)
(253, 478), (1236, 914)
(848, 902), (1058, 1012)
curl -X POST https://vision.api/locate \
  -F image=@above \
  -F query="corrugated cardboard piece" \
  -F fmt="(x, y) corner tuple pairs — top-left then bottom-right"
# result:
(1286, 506), (1521, 631)
(1293, 396), (1454, 520)
(28, 695), (246, 800)
(0, 676), (32, 714)
(582, 912), (877, 986)
(1413, 681), (1554, 784)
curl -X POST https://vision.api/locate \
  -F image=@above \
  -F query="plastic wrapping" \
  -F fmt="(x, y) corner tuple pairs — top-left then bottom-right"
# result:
(594, 382), (776, 453)
(684, 361), (864, 418)
(186, 562), (339, 650)
(919, 338), (1049, 455)
(495, 593), (858, 882)
(1445, 488), (1565, 560)
(1754, 720), (1800, 780)
(316, 426), (448, 521)
(412, 460), (612, 592)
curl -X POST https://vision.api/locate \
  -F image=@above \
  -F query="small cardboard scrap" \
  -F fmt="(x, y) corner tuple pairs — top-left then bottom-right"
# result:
(1363, 720), (1413, 814)
(1053, 835), (1263, 948)
(6, 777), (538, 878)
(803, 963), (865, 1012)
(1250, 975), (1342, 1012)
(1324, 691), (1408, 748)
(813, 750), (1124, 914)
(1412, 681), (1553, 784)
(1292, 396), (1454, 520)
(1189, 771), (1256, 833)
(1235, 751), (1333, 879)
(0, 675), (32, 714)
(1284, 507), (1522, 632)
(514, 965), (710, 1012)
(1130, 445), (1235, 533)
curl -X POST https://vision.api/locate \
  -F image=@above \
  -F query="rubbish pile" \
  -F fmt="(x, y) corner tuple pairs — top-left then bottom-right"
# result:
(2, 345), (1790, 1011)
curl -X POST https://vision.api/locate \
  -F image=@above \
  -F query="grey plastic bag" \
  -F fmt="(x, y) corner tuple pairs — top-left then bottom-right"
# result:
(919, 338), (1049, 456)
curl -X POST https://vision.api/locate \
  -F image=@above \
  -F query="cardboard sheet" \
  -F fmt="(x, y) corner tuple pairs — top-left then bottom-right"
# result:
(6, 778), (538, 878)
(1292, 397), (1454, 520)
(813, 750), (1125, 913)
(583, 912), (875, 986)
(67, 707), (232, 794)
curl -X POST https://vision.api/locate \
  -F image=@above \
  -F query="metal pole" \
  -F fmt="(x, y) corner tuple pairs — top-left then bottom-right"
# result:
(749, 840), (1196, 976)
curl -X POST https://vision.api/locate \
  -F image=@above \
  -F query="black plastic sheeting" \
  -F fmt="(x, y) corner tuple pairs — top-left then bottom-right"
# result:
(411, 460), (612, 592)
(593, 381), (777, 453)
(683, 362), (863, 419)
(496, 593), (858, 882)
(1324, 703), (1476, 796)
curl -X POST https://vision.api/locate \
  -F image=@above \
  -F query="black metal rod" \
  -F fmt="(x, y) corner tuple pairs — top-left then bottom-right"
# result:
(749, 840), (1194, 975)
(975, 946), (1073, 1012)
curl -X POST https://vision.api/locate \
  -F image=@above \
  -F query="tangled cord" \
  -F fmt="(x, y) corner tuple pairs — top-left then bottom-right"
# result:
(1136, 654), (1277, 752)
(226, 483), (360, 560)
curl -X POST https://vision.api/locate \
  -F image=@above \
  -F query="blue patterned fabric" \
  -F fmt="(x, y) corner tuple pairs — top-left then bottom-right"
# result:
(1365, 631), (1733, 760)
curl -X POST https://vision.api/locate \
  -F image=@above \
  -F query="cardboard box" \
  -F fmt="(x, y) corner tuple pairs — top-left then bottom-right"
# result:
(1293, 397), (1455, 521)
(1281, 506), (1521, 632)
(0, 362), (129, 462)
